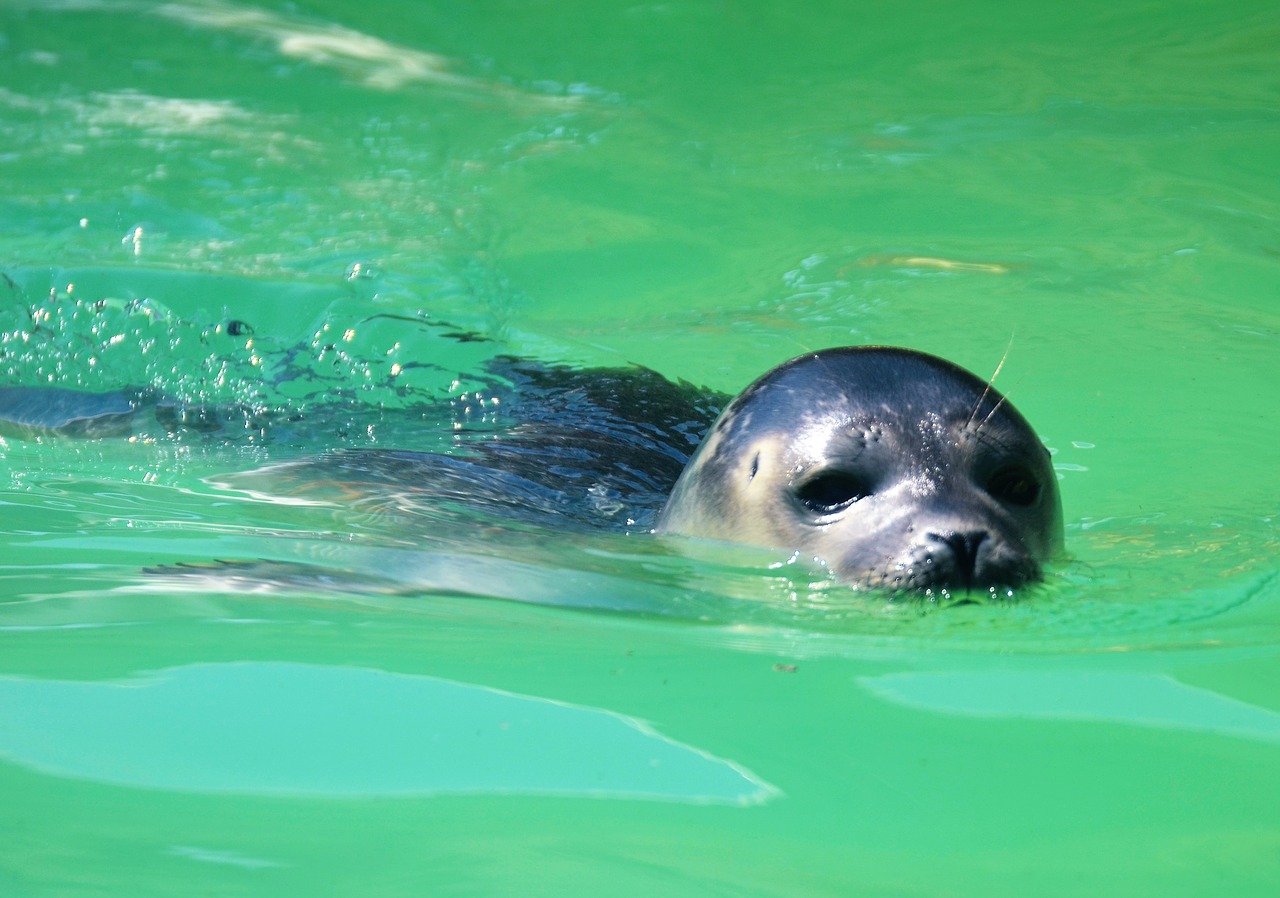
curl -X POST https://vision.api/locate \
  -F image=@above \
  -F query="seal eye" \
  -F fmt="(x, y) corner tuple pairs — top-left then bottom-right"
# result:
(795, 471), (868, 516)
(987, 464), (1040, 508)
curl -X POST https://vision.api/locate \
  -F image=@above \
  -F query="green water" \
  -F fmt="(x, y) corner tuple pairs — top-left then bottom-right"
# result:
(2, 0), (1279, 894)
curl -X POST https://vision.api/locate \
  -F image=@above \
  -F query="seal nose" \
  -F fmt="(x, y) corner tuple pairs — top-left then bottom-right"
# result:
(927, 529), (988, 588)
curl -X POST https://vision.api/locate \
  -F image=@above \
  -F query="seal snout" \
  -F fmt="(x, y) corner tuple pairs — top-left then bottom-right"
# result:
(918, 527), (1038, 591)
(930, 529), (987, 588)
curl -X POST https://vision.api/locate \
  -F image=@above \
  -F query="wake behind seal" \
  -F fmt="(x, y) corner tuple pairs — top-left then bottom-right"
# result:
(656, 347), (1063, 594)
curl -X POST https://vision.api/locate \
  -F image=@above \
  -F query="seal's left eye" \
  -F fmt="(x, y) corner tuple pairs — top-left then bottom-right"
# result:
(795, 472), (868, 515)
(987, 464), (1040, 507)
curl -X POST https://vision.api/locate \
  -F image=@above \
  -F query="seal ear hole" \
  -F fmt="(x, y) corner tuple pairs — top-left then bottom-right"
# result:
(794, 471), (869, 516)
(987, 464), (1040, 507)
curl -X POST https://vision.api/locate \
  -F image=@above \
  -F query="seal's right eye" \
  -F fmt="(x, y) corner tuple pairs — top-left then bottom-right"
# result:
(794, 471), (868, 516)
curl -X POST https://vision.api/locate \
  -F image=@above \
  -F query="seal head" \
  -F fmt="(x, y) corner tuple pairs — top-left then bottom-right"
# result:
(655, 347), (1063, 592)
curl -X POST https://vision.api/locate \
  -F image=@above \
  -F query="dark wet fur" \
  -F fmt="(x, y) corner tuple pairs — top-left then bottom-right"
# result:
(287, 358), (726, 533)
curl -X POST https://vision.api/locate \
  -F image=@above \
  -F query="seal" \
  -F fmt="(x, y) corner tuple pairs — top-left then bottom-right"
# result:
(655, 347), (1062, 592)
(4, 341), (1063, 595)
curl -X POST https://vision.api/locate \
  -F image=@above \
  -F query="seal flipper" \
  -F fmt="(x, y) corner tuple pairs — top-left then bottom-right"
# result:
(0, 386), (137, 438)
(141, 559), (416, 596)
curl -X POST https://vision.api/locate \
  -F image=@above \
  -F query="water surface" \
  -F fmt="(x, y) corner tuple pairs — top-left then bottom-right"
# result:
(2, 0), (1278, 895)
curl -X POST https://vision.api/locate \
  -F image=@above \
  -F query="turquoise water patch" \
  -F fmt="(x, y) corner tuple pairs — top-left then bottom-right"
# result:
(0, 662), (776, 803)
(861, 668), (1280, 743)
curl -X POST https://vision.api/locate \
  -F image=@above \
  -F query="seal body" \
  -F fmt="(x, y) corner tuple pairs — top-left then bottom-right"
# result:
(655, 347), (1062, 592)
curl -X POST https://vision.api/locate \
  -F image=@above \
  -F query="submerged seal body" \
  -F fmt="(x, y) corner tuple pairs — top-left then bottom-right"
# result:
(656, 347), (1062, 592)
